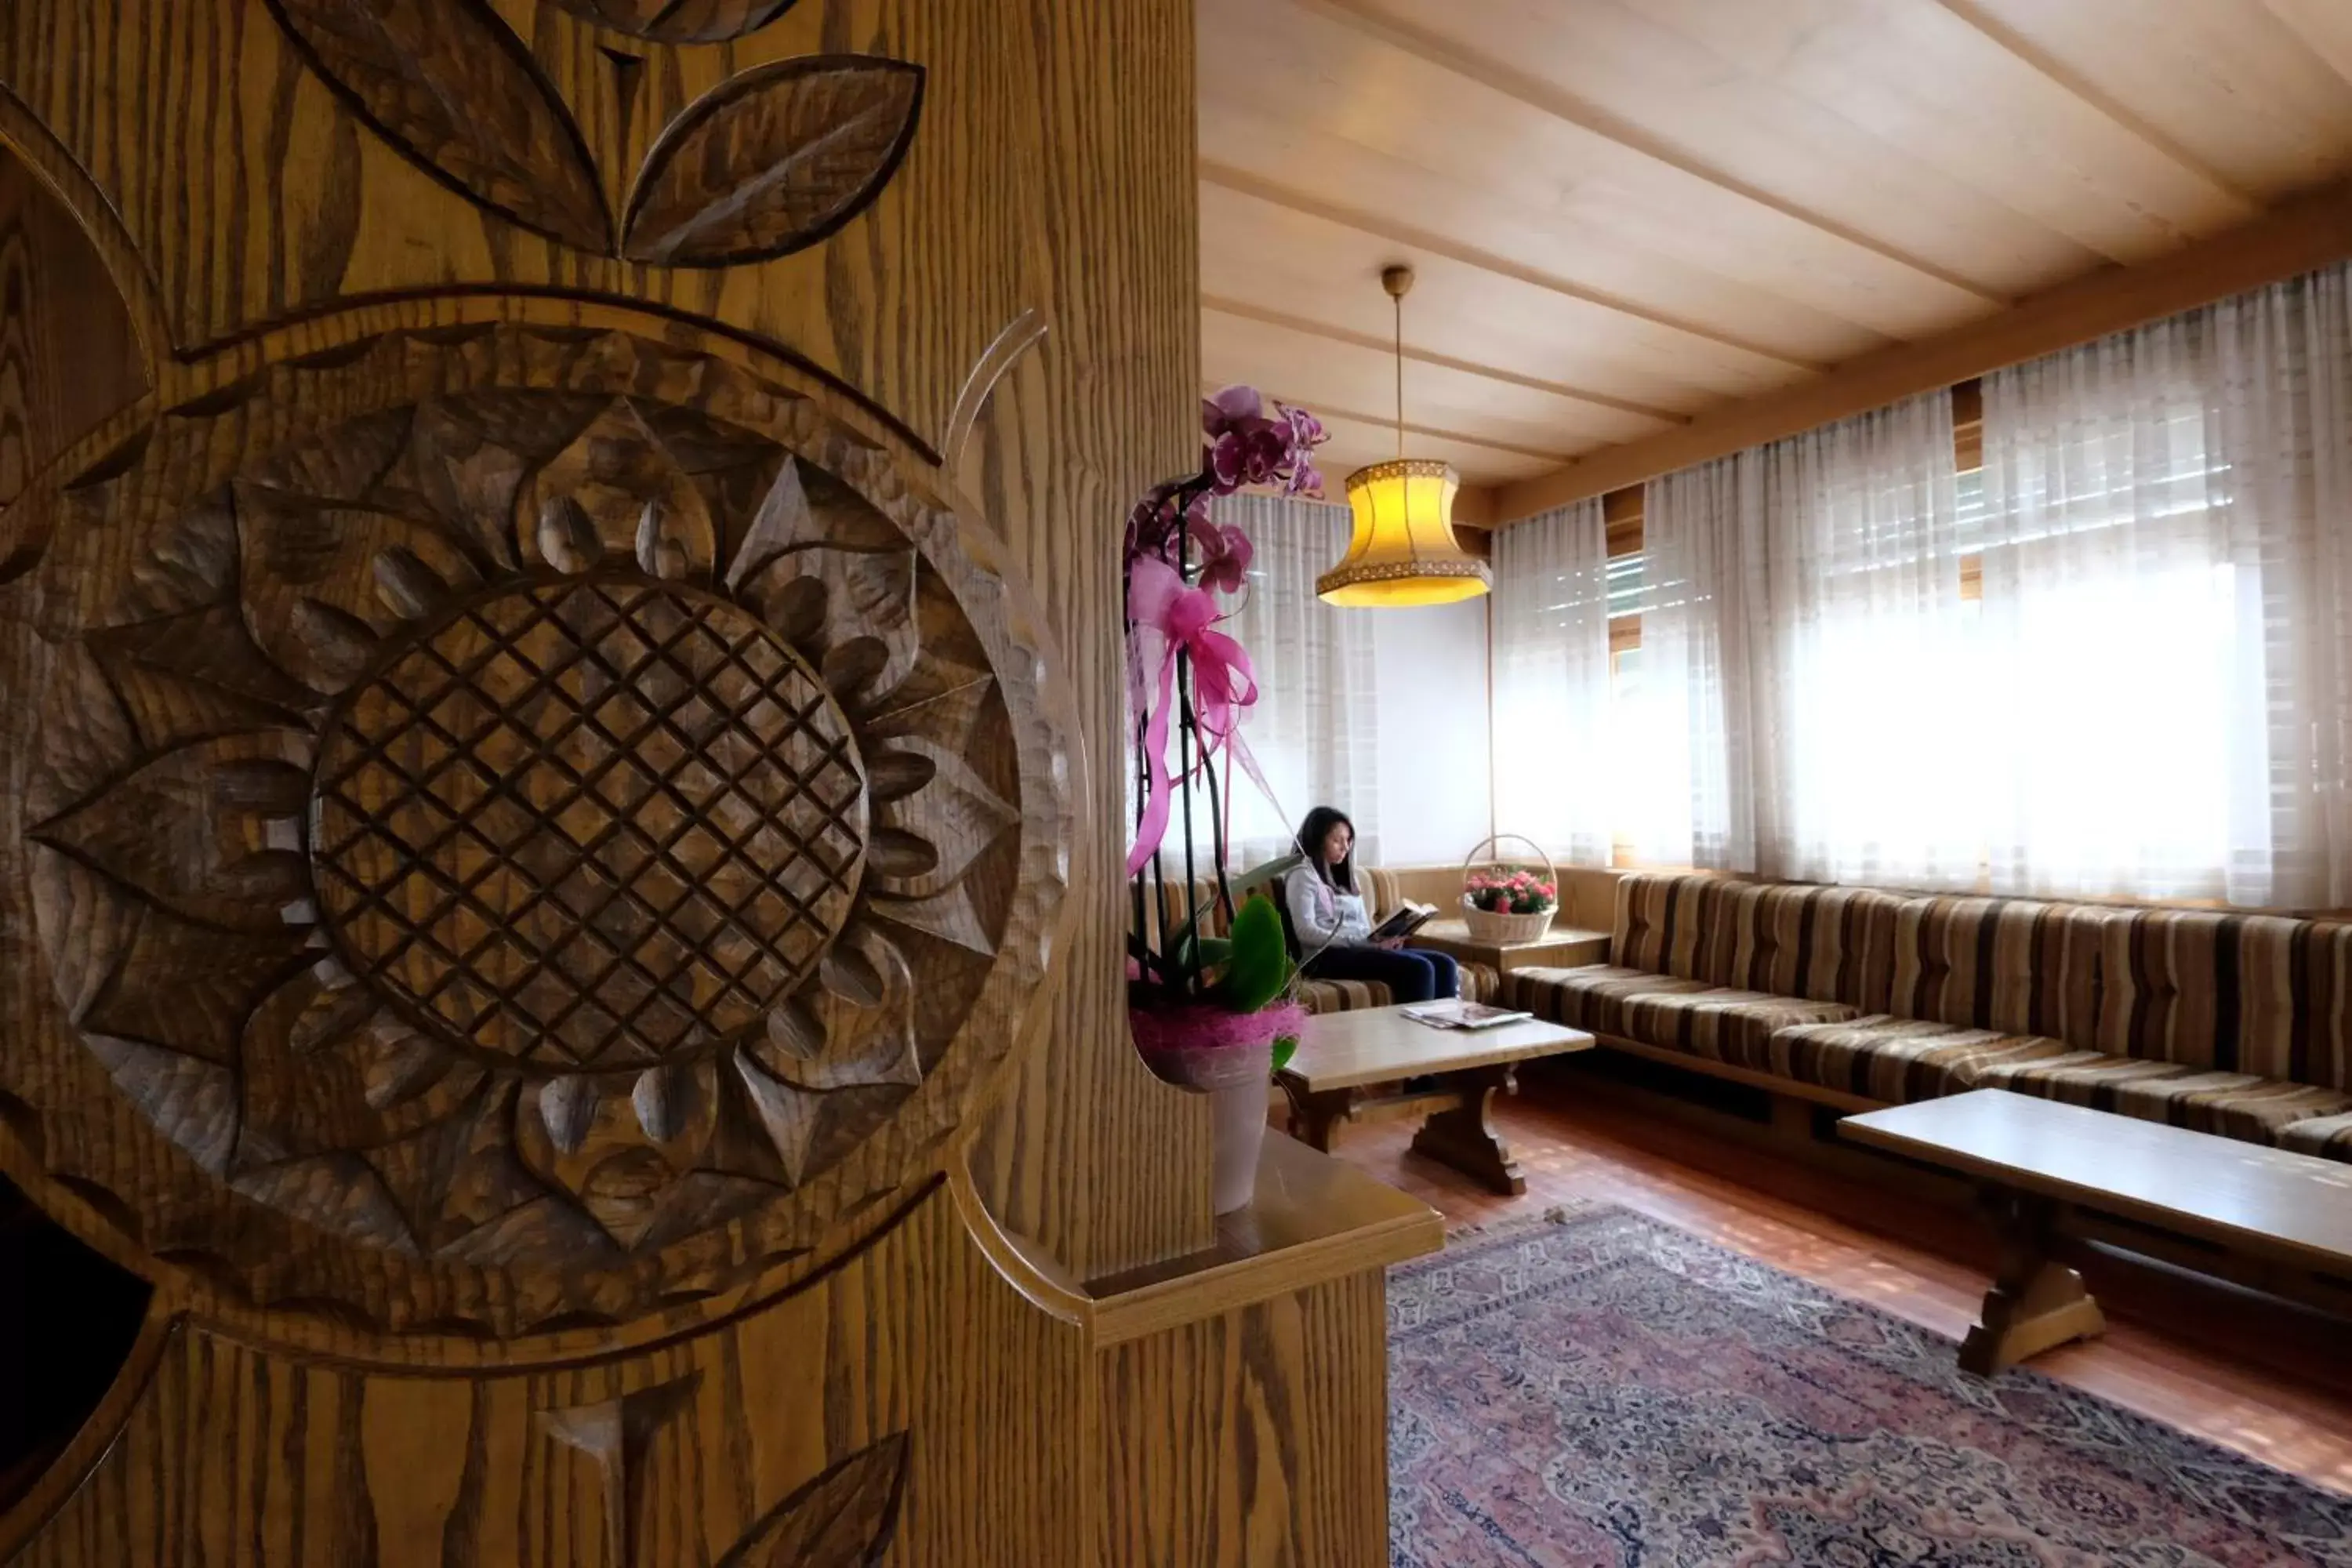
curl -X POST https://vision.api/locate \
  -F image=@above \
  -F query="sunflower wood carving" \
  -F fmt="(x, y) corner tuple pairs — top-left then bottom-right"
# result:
(263, 0), (923, 267)
(0, 321), (1065, 1339)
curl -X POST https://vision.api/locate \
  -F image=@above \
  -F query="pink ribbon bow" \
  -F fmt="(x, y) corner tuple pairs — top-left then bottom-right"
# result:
(1125, 555), (1266, 877)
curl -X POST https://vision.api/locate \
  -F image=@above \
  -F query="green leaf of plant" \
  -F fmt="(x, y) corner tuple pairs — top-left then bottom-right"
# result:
(1269, 1036), (1297, 1076)
(1218, 893), (1290, 1014)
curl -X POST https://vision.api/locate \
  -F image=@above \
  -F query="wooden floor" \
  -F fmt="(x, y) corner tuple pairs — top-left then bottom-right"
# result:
(1319, 1065), (2352, 1498)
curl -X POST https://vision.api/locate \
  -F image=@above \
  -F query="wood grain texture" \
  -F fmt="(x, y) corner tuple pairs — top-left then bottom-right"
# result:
(0, 153), (145, 517)
(0, 1182), (1093, 1568)
(961, 0), (1216, 1280)
(1098, 1269), (1393, 1568)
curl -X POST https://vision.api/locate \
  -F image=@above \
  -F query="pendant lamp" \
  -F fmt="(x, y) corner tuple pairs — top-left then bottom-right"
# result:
(1316, 264), (1493, 607)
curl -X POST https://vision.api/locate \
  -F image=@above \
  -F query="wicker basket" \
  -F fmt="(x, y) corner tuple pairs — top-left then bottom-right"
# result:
(1459, 833), (1559, 945)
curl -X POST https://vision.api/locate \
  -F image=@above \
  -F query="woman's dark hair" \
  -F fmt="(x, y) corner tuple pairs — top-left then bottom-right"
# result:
(1295, 806), (1356, 894)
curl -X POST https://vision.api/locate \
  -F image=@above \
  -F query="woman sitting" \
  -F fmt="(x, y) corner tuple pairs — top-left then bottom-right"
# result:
(1282, 805), (1459, 1004)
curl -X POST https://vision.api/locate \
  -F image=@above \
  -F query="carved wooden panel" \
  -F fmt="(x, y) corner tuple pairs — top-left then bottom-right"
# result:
(2, 1182), (1075, 1568)
(0, 313), (1068, 1339)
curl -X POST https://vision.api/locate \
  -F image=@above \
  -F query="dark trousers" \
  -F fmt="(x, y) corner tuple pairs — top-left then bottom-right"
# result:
(1302, 944), (1460, 1004)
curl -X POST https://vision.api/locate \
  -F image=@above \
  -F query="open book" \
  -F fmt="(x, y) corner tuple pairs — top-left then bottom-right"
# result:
(1367, 899), (1438, 943)
(1400, 1000), (1533, 1031)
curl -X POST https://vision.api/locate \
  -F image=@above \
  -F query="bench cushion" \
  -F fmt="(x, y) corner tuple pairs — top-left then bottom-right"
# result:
(1759, 1016), (2082, 1104)
(1973, 1054), (2352, 1152)
(2281, 1112), (2352, 1162)
(1294, 960), (1500, 1017)
(1513, 965), (1854, 1065)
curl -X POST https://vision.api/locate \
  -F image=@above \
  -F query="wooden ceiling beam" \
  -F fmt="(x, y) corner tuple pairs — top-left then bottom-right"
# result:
(1229, 387), (1573, 463)
(1494, 178), (2352, 523)
(1927, 0), (2259, 209)
(1200, 161), (1835, 372)
(1200, 295), (1690, 426)
(1294, 0), (2011, 307)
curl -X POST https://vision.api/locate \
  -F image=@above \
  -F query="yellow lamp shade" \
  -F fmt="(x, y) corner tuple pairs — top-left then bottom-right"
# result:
(1316, 459), (1493, 607)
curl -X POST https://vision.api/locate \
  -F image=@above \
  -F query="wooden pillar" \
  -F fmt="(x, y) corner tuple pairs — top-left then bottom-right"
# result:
(0, 3), (1431, 1563)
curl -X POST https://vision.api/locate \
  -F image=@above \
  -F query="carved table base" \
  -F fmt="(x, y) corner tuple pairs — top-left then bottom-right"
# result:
(1959, 1186), (2108, 1376)
(1283, 1064), (1527, 1196)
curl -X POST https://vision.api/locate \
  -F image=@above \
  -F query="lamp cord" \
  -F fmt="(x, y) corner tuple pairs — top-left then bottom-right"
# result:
(1392, 290), (1404, 460)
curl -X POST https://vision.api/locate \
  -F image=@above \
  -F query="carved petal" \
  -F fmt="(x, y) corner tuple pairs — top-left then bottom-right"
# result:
(266, 0), (613, 252)
(869, 737), (1017, 900)
(779, 934), (920, 1092)
(623, 57), (923, 267)
(544, 0), (799, 42)
(515, 398), (717, 576)
(717, 1432), (909, 1568)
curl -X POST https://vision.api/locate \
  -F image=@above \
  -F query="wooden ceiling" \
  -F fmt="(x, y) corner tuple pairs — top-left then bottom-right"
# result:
(1197, 0), (2352, 519)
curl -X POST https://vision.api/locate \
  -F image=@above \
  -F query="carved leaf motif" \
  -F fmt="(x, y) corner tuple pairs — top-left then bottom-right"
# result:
(718, 1433), (909, 1568)
(30, 738), (311, 931)
(266, 0), (613, 252)
(545, 0), (800, 42)
(623, 57), (924, 267)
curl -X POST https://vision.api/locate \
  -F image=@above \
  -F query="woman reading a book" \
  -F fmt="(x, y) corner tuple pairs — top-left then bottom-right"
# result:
(1283, 805), (1461, 1004)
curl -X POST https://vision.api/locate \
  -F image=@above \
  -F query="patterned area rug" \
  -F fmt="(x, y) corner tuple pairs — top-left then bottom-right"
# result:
(1390, 1206), (2352, 1566)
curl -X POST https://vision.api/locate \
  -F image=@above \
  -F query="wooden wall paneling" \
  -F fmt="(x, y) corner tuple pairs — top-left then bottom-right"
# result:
(0, 151), (146, 516)
(962, 0), (1215, 1282)
(0, 1181), (1101, 1568)
(1097, 1270), (1392, 1568)
(1497, 177), (2352, 520)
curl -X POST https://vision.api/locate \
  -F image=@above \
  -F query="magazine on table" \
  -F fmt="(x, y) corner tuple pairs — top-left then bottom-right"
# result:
(1367, 899), (1438, 943)
(1400, 999), (1533, 1031)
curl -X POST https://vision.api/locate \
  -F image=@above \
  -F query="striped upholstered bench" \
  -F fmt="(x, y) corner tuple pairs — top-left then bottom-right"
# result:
(1506, 871), (2352, 1165)
(1135, 869), (1501, 1014)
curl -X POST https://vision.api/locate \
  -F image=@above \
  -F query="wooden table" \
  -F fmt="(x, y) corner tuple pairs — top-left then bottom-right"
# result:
(1407, 918), (1611, 974)
(1842, 1089), (2352, 1375)
(1279, 1004), (1595, 1194)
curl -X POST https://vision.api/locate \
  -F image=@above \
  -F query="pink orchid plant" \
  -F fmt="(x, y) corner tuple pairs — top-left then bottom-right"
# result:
(1125, 387), (1327, 1047)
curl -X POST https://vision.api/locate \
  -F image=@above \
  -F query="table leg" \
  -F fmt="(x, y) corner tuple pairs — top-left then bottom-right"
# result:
(1283, 1083), (1355, 1153)
(1410, 1064), (1524, 1195)
(1960, 1186), (2107, 1377)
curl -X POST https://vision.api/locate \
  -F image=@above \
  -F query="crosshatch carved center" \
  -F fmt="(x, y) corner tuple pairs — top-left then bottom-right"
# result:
(310, 575), (867, 1071)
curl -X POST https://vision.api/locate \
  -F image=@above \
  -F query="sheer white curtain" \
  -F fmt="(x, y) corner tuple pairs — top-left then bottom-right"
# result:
(1490, 499), (1612, 866)
(1757, 392), (1979, 887)
(1639, 453), (1763, 870)
(1635, 394), (1969, 883)
(1977, 329), (2252, 901)
(1977, 264), (2352, 906)
(2212, 264), (2352, 909)
(1208, 492), (1382, 864)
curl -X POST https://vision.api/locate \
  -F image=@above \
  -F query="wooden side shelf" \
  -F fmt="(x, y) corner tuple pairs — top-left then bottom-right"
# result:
(1080, 1133), (1443, 1345)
